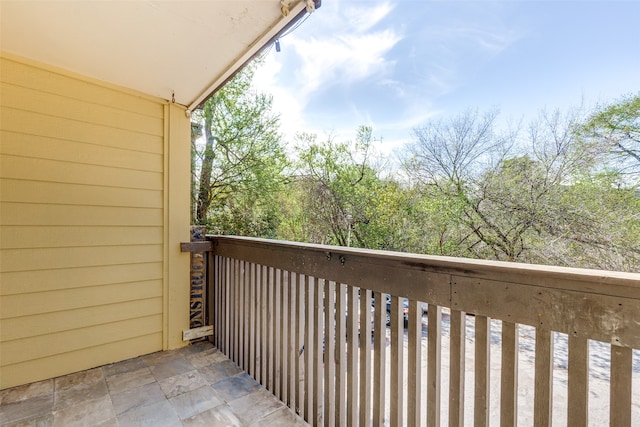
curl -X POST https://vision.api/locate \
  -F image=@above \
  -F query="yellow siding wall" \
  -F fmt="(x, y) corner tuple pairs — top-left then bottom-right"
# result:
(0, 55), (190, 389)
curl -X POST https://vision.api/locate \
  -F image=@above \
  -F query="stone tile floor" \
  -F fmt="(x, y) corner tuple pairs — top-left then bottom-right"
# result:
(0, 342), (308, 427)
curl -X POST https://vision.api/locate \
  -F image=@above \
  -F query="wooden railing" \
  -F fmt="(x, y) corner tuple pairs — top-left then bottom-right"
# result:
(199, 235), (640, 426)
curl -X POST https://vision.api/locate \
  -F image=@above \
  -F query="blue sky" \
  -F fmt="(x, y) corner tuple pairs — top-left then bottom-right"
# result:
(253, 0), (640, 153)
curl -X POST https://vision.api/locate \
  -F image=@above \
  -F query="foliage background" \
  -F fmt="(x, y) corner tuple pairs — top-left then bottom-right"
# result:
(192, 69), (639, 272)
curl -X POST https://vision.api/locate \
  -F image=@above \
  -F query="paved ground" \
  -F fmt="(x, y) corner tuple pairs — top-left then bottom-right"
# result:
(0, 342), (308, 427)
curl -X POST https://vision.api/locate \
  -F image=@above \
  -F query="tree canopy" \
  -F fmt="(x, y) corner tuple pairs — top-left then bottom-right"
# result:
(191, 72), (639, 273)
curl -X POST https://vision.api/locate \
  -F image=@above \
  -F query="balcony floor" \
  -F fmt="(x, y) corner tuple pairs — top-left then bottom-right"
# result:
(0, 342), (308, 427)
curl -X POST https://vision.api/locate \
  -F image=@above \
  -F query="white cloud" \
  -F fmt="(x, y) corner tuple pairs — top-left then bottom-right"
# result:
(251, 0), (402, 143)
(291, 28), (401, 97)
(344, 1), (395, 33)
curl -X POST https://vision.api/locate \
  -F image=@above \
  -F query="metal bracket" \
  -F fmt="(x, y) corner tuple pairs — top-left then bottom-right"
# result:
(280, 0), (290, 17)
(305, 0), (316, 13)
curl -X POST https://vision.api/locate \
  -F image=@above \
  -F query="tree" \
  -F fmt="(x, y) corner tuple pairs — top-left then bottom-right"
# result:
(402, 108), (526, 260)
(401, 106), (640, 271)
(290, 127), (391, 248)
(581, 93), (640, 182)
(403, 108), (505, 186)
(191, 63), (288, 234)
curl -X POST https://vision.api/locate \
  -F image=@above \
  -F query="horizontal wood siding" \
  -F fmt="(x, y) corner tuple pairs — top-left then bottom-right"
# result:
(0, 56), (166, 389)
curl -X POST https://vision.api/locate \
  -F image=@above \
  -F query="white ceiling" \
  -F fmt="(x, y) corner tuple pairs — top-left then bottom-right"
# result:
(0, 0), (312, 109)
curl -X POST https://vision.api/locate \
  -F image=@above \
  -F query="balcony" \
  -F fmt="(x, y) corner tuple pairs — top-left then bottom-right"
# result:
(194, 235), (639, 426)
(2, 235), (638, 426)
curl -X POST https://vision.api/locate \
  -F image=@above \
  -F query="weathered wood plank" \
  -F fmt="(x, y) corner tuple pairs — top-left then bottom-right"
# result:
(249, 263), (256, 378)
(212, 236), (640, 298)
(293, 273), (302, 415)
(267, 266), (275, 393)
(280, 270), (288, 404)
(567, 336), (588, 426)
(373, 291), (386, 427)
(324, 280), (336, 427)
(452, 276), (640, 348)
(449, 309), (466, 427)
(335, 283), (347, 426)
(260, 265), (268, 387)
(500, 322), (518, 427)
(276, 269), (284, 401)
(213, 238), (452, 305)
(303, 275), (313, 422)
(390, 295), (404, 427)
(407, 299), (422, 427)
(474, 315), (490, 427)
(253, 264), (262, 383)
(313, 277), (323, 425)
(240, 261), (247, 371)
(233, 260), (240, 365)
(427, 304), (442, 427)
(224, 258), (231, 356)
(610, 345), (632, 427)
(534, 328), (553, 427)
(359, 289), (372, 427)
(346, 285), (358, 427)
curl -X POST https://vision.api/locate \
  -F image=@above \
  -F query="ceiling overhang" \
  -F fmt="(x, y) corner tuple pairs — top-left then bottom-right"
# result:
(0, 0), (318, 112)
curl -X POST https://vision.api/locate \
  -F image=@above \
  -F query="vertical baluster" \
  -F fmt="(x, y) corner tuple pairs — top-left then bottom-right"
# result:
(304, 275), (314, 422)
(284, 270), (291, 403)
(228, 258), (234, 358)
(267, 266), (275, 392)
(335, 283), (347, 426)
(291, 273), (304, 415)
(324, 280), (336, 427)
(314, 278), (324, 426)
(474, 315), (490, 427)
(253, 263), (261, 382)
(230, 259), (235, 362)
(279, 270), (288, 403)
(346, 285), (358, 427)
(224, 258), (230, 355)
(275, 269), (282, 398)
(533, 328), (553, 427)
(610, 344), (632, 427)
(449, 309), (466, 427)
(236, 261), (242, 368)
(390, 295), (404, 427)
(373, 291), (386, 427)
(284, 272), (298, 410)
(407, 299), (421, 427)
(260, 265), (267, 387)
(567, 336), (588, 427)
(249, 263), (256, 378)
(427, 304), (441, 427)
(233, 259), (239, 364)
(240, 260), (247, 371)
(359, 288), (372, 426)
(500, 322), (518, 427)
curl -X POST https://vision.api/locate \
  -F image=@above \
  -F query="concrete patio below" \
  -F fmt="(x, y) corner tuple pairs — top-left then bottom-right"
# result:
(0, 341), (308, 427)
